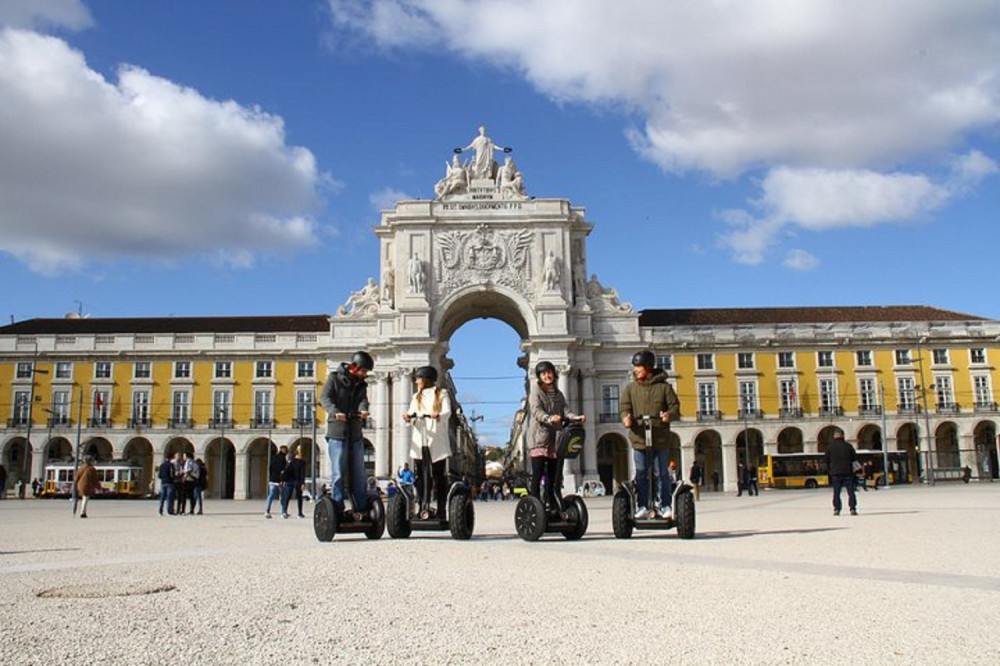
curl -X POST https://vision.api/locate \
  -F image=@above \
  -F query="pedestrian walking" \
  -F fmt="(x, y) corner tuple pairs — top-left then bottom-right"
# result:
(826, 429), (858, 516)
(75, 456), (101, 518)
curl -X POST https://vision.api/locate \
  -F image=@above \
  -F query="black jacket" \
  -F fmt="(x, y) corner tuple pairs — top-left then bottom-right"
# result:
(319, 363), (370, 440)
(825, 439), (857, 476)
(284, 458), (306, 485)
(158, 460), (175, 483)
(268, 453), (287, 484)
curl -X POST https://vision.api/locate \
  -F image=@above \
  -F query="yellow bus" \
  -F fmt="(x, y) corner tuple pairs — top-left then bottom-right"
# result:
(758, 450), (912, 489)
(41, 461), (145, 498)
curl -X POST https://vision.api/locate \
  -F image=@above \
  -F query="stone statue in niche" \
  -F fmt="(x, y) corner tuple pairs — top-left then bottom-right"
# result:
(381, 266), (394, 306)
(543, 251), (562, 292)
(407, 254), (426, 294)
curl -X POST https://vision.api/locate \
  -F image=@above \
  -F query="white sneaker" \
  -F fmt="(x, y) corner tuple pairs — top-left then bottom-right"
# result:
(634, 507), (649, 520)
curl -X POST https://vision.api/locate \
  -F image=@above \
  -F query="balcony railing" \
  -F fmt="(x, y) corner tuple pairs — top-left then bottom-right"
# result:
(896, 405), (920, 415)
(738, 409), (762, 420)
(858, 406), (883, 416)
(168, 418), (192, 428)
(251, 418), (275, 429)
(779, 407), (803, 418)
(697, 409), (721, 421)
(599, 412), (619, 424)
(209, 418), (234, 429)
(974, 401), (998, 413)
(128, 417), (151, 428)
(47, 416), (71, 427)
(292, 417), (314, 427)
(819, 406), (844, 417)
(87, 417), (111, 427)
(6, 417), (29, 427)
(936, 402), (960, 414)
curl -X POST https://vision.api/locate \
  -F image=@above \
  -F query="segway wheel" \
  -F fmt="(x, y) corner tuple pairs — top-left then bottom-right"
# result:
(364, 496), (386, 540)
(514, 496), (547, 542)
(386, 493), (411, 539)
(675, 490), (696, 539)
(448, 493), (475, 540)
(561, 494), (589, 541)
(314, 496), (338, 542)
(611, 491), (633, 539)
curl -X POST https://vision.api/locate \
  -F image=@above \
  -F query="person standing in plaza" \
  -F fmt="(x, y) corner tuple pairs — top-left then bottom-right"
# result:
(0, 463), (7, 499)
(620, 350), (681, 518)
(826, 429), (858, 516)
(402, 365), (453, 518)
(158, 453), (176, 515)
(265, 445), (287, 519)
(526, 361), (584, 513)
(319, 351), (373, 516)
(281, 449), (307, 519)
(171, 452), (185, 514)
(191, 458), (206, 514)
(689, 460), (702, 501)
(75, 456), (101, 518)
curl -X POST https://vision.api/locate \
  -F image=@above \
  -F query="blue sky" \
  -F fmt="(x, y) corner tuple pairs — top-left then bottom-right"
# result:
(1, 1), (998, 445)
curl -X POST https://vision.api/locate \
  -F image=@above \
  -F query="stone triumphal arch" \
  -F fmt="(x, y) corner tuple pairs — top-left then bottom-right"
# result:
(325, 127), (642, 489)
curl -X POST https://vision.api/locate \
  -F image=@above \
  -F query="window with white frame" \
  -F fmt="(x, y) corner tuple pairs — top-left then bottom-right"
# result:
(296, 390), (314, 424)
(51, 390), (71, 423)
(897, 377), (916, 410)
(134, 361), (151, 379)
(894, 349), (911, 365)
(92, 389), (110, 422)
(254, 389), (273, 423)
(778, 352), (795, 369)
(16, 362), (32, 379)
(55, 361), (73, 379)
(213, 390), (231, 423)
(697, 382), (716, 414)
(932, 349), (949, 365)
(819, 378), (839, 412)
(132, 390), (149, 424)
(256, 360), (273, 379)
(934, 376), (954, 408)
(858, 378), (878, 412)
(779, 379), (798, 409)
(737, 353), (754, 370)
(973, 375), (993, 406)
(818, 351), (834, 368)
(13, 390), (30, 423)
(602, 385), (620, 420)
(856, 350), (873, 367)
(739, 380), (757, 413)
(297, 360), (315, 379)
(95, 361), (112, 379)
(174, 361), (191, 379)
(215, 361), (232, 379)
(171, 390), (190, 422)
(654, 355), (672, 372)
(696, 353), (714, 371)
(970, 348), (986, 364)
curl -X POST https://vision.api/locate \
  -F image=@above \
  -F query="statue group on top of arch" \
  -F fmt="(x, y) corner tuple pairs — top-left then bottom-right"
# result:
(434, 126), (527, 200)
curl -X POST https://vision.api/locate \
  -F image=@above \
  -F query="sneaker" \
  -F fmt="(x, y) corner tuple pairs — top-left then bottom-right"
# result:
(298, 514), (306, 519)
(265, 513), (272, 519)
(850, 509), (858, 516)
(282, 512), (289, 519)
(634, 507), (649, 520)
(833, 510), (840, 516)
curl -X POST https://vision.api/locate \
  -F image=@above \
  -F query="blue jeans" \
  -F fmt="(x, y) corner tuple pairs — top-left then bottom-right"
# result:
(159, 483), (175, 514)
(265, 482), (281, 513)
(831, 475), (857, 512)
(633, 448), (673, 509)
(192, 486), (202, 513)
(327, 437), (369, 512)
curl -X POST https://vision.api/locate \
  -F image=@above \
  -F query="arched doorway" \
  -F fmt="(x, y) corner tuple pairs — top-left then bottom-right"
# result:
(363, 439), (376, 481)
(776, 427), (803, 453)
(45, 437), (73, 462)
(246, 437), (272, 499)
(816, 425), (842, 453)
(123, 438), (154, 496)
(973, 421), (998, 479)
(83, 437), (113, 461)
(896, 423), (921, 479)
(2, 437), (31, 488)
(935, 422), (960, 468)
(735, 428), (763, 469)
(694, 430), (722, 491)
(597, 433), (628, 494)
(205, 437), (236, 499)
(857, 424), (882, 451)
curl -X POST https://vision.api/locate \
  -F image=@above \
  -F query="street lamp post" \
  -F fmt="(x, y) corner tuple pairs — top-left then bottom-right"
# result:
(70, 386), (84, 512)
(879, 381), (890, 488)
(21, 344), (49, 494)
(915, 344), (935, 485)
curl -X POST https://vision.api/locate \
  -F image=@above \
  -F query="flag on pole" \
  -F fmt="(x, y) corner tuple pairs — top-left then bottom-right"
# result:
(789, 384), (797, 404)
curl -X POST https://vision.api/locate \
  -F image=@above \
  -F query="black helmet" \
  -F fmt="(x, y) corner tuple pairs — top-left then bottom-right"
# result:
(632, 350), (655, 368)
(351, 350), (374, 371)
(414, 365), (438, 384)
(534, 360), (557, 379)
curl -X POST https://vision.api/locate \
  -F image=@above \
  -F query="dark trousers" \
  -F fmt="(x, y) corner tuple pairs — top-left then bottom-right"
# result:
(530, 456), (558, 509)
(280, 482), (303, 516)
(831, 474), (857, 512)
(414, 453), (448, 515)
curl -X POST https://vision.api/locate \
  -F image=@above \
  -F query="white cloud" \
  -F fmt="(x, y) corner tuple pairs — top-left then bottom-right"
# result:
(370, 187), (413, 211)
(0, 0), (92, 31)
(783, 249), (819, 272)
(0, 28), (329, 274)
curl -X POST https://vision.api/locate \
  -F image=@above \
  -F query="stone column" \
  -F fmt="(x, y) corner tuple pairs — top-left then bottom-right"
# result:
(393, 368), (413, 474)
(374, 372), (390, 476)
(233, 451), (248, 500)
(680, 440), (694, 481)
(722, 441), (738, 494)
(557, 365), (578, 492)
(30, 443), (45, 487)
(581, 369), (598, 481)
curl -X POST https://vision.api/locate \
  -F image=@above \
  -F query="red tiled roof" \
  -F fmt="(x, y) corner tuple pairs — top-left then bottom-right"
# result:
(639, 305), (986, 327)
(0, 315), (331, 335)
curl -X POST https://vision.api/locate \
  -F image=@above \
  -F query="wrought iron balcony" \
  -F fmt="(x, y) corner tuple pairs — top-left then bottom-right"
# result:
(6, 417), (29, 427)
(209, 418), (233, 429)
(292, 417), (314, 427)
(47, 416), (71, 427)
(251, 418), (275, 429)
(896, 405), (920, 415)
(168, 418), (192, 428)
(128, 417), (151, 428)
(858, 406), (883, 416)
(738, 409), (762, 420)
(87, 417), (111, 427)
(697, 410), (721, 421)
(779, 407), (803, 418)
(936, 402), (960, 414)
(974, 401), (998, 413)
(819, 406), (844, 417)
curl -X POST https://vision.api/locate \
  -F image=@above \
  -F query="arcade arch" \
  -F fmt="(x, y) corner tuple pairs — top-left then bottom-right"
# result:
(45, 437), (73, 462)
(856, 424), (883, 450)
(205, 437), (236, 499)
(83, 437), (113, 462)
(776, 427), (803, 454)
(934, 422), (960, 468)
(123, 438), (154, 493)
(973, 421), (998, 479)
(693, 430), (722, 490)
(596, 433), (628, 493)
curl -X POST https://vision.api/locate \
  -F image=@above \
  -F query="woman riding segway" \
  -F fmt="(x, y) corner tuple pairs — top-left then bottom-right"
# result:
(387, 365), (474, 539)
(513, 360), (589, 541)
(313, 350), (385, 541)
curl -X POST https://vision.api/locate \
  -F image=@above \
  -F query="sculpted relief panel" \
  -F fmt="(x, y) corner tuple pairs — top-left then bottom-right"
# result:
(435, 224), (535, 300)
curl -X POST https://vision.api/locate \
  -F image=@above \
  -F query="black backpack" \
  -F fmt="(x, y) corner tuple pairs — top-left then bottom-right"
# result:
(556, 422), (586, 459)
(198, 462), (208, 490)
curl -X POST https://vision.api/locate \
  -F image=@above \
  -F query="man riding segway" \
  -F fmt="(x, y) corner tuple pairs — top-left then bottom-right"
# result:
(314, 350), (385, 541)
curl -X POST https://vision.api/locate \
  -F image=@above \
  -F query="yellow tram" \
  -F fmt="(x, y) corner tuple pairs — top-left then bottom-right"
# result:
(42, 461), (145, 498)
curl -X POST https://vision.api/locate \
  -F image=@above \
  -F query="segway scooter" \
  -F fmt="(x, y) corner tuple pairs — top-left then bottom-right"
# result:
(386, 414), (475, 540)
(612, 415), (695, 539)
(314, 414), (386, 541)
(514, 417), (589, 541)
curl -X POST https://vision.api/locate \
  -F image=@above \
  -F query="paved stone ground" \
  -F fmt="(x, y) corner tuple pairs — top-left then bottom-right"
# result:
(1, 484), (998, 665)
